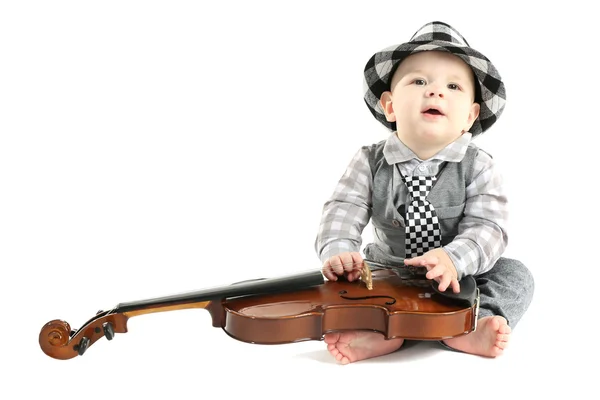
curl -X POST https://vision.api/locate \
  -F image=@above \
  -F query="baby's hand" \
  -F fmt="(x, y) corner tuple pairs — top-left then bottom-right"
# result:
(404, 248), (460, 293)
(321, 252), (364, 282)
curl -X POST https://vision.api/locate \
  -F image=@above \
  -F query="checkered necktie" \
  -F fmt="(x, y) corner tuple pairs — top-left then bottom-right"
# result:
(403, 175), (442, 258)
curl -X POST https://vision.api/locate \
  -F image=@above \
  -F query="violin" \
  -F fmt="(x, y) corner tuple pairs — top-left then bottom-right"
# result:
(39, 260), (480, 360)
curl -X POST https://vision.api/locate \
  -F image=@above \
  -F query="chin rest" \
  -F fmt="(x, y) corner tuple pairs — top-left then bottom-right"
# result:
(431, 274), (478, 307)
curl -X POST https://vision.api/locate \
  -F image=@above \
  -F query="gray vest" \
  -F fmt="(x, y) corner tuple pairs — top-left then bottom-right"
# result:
(363, 140), (479, 265)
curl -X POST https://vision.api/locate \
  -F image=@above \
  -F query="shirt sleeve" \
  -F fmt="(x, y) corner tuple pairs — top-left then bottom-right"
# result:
(443, 149), (509, 279)
(314, 146), (373, 264)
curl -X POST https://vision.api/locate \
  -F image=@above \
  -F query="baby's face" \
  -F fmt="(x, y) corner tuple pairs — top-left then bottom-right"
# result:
(381, 51), (480, 151)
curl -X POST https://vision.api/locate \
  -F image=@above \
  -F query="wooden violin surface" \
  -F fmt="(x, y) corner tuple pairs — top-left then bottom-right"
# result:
(220, 269), (478, 343)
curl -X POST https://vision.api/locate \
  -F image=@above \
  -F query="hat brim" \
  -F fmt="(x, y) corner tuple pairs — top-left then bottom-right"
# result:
(363, 41), (506, 135)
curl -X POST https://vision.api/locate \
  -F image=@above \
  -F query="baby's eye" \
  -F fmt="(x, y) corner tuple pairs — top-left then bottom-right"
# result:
(414, 79), (426, 86)
(448, 83), (460, 90)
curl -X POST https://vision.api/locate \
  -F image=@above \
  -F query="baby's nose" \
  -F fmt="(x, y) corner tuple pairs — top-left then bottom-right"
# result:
(427, 89), (444, 98)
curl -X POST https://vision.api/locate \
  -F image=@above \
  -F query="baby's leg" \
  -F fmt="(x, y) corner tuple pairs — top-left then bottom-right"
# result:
(475, 257), (534, 330)
(441, 257), (533, 357)
(324, 331), (404, 365)
(442, 315), (510, 357)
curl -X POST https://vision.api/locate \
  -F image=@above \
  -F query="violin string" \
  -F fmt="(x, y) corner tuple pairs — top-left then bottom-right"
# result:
(323, 260), (367, 272)
(323, 259), (415, 272)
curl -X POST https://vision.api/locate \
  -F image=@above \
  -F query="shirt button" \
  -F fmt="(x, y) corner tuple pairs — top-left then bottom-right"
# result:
(392, 219), (400, 227)
(418, 164), (426, 172)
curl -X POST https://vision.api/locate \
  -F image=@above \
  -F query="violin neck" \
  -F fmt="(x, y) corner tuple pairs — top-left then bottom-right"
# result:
(114, 269), (324, 317)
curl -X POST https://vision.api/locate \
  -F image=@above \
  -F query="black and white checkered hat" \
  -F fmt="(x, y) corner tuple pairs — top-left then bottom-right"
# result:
(363, 21), (506, 136)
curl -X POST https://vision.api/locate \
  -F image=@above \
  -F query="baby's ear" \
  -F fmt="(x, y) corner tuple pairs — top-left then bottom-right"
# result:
(380, 91), (396, 122)
(464, 102), (481, 132)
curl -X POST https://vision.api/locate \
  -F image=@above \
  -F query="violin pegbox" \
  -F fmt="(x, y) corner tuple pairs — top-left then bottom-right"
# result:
(74, 319), (115, 355)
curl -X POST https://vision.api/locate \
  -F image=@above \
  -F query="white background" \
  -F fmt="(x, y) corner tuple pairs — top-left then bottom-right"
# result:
(1, 1), (597, 399)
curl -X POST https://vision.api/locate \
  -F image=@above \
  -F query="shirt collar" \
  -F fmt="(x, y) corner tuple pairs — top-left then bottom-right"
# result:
(383, 132), (473, 164)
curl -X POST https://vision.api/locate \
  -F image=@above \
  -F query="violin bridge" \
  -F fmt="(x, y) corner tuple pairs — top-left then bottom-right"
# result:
(360, 262), (373, 290)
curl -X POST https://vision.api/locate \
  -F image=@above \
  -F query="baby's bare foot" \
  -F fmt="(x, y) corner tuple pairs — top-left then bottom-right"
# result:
(323, 331), (404, 365)
(443, 316), (510, 357)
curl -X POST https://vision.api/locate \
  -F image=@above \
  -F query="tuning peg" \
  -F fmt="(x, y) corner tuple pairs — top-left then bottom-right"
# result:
(76, 337), (91, 356)
(102, 322), (115, 340)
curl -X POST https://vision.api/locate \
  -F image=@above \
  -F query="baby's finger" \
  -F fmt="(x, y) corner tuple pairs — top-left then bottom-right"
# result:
(321, 260), (338, 281)
(340, 253), (356, 273)
(329, 256), (346, 275)
(405, 255), (439, 268)
(347, 252), (365, 281)
(436, 272), (454, 292)
(425, 264), (445, 280)
(403, 256), (423, 266)
(346, 269), (362, 282)
(450, 278), (461, 293)
(350, 252), (364, 269)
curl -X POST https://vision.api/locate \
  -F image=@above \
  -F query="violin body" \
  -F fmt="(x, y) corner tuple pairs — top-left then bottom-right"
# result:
(219, 269), (478, 344)
(39, 264), (479, 360)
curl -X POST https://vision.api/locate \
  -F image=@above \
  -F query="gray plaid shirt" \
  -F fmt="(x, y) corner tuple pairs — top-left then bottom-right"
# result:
(314, 132), (508, 278)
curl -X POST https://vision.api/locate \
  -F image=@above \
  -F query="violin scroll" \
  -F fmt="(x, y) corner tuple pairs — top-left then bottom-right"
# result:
(39, 312), (129, 360)
(41, 319), (71, 348)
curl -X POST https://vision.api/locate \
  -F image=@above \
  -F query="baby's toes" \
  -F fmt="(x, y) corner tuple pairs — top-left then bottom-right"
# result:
(497, 332), (510, 342)
(498, 323), (511, 335)
(324, 333), (340, 344)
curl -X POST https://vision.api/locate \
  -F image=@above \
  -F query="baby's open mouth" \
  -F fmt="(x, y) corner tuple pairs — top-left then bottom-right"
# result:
(424, 108), (443, 115)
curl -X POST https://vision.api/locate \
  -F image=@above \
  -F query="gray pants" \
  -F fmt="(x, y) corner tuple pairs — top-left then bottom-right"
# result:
(473, 257), (534, 328)
(434, 257), (534, 352)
